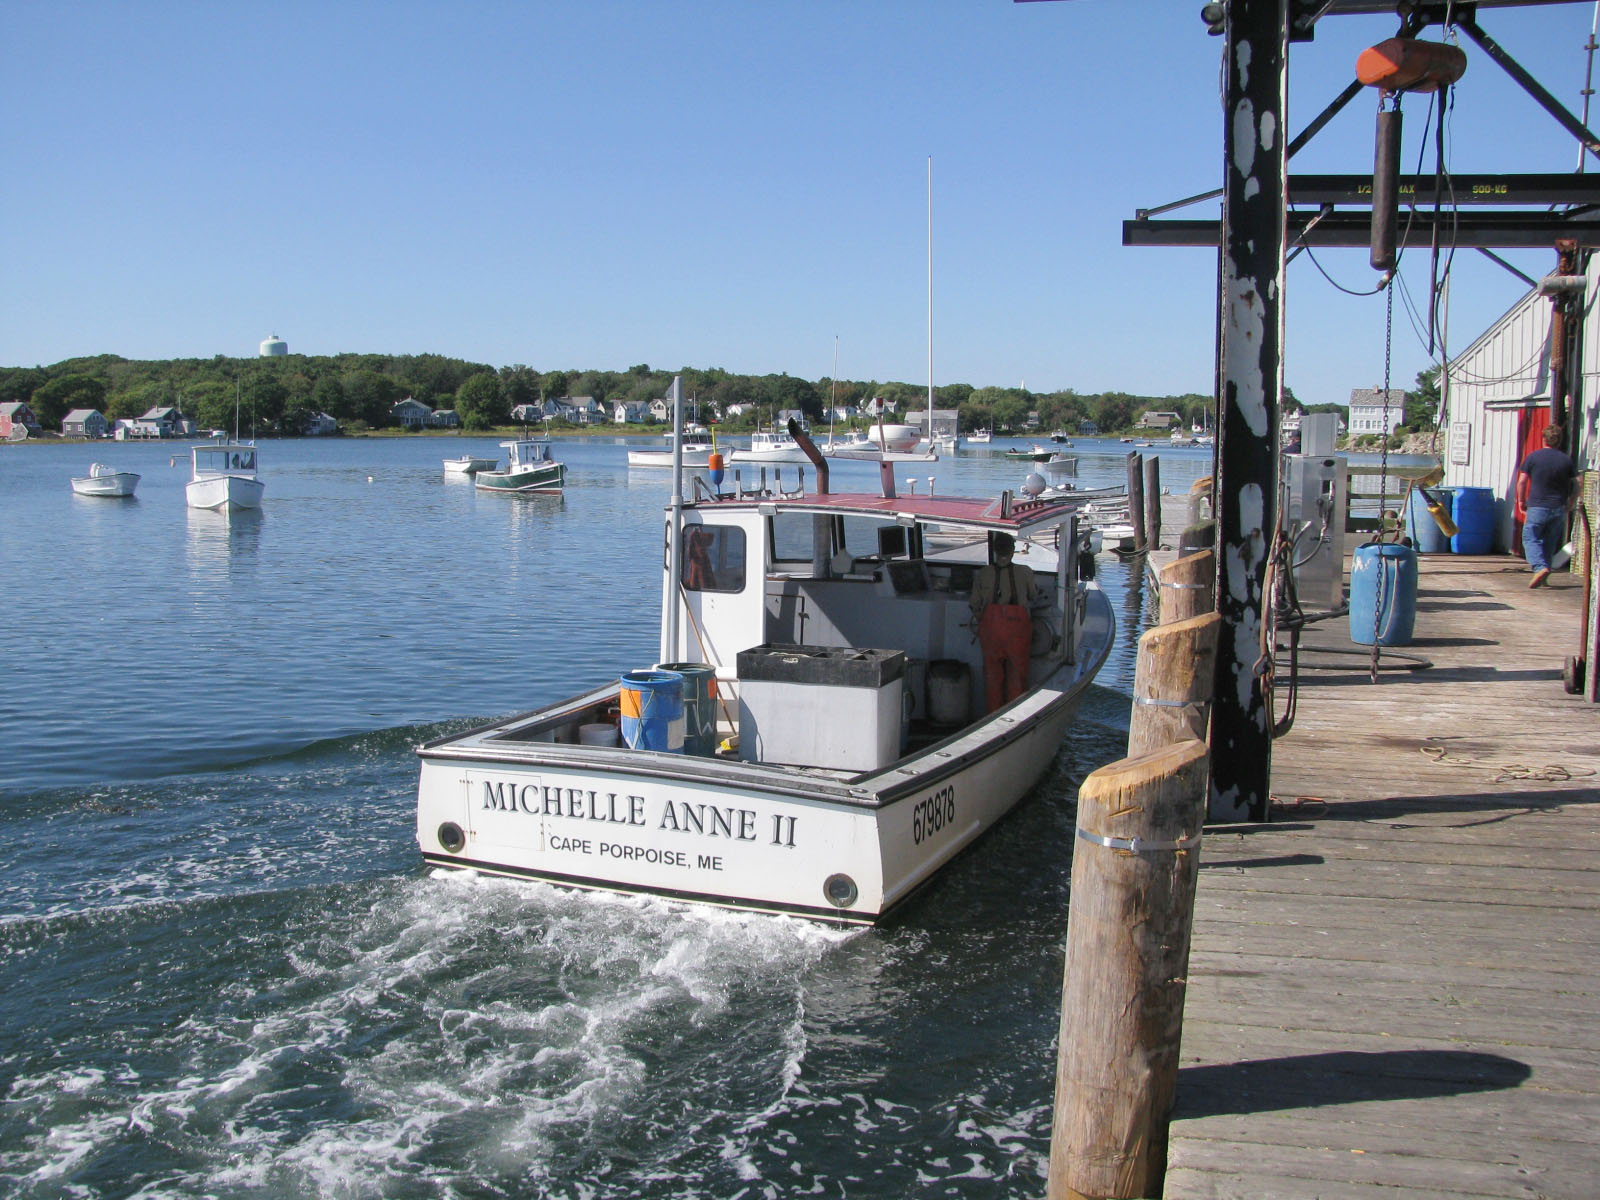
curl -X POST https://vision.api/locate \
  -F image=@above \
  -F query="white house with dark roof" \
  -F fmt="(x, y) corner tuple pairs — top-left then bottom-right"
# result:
(132, 406), (188, 438)
(1347, 387), (1407, 437)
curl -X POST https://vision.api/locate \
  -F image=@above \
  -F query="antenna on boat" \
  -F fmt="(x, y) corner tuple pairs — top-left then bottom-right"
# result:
(233, 377), (241, 443)
(662, 375), (685, 663)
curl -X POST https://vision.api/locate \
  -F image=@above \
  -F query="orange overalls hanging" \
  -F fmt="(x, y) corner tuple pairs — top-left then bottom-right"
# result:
(978, 563), (1032, 713)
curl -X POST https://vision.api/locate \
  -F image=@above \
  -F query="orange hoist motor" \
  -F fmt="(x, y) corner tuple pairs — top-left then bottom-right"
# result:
(1356, 37), (1467, 94)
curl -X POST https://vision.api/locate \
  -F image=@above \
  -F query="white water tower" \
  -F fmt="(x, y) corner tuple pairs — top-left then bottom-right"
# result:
(259, 334), (288, 357)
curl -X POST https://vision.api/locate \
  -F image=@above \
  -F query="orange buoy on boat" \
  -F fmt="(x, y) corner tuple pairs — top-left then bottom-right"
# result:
(1357, 38), (1467, 93)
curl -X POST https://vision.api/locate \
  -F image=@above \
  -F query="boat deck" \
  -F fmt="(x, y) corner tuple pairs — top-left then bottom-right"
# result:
(1160, 553), (1600, 1198)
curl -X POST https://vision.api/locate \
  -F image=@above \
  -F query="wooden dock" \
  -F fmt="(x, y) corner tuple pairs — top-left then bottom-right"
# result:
(1151, 550), (1600, 1198)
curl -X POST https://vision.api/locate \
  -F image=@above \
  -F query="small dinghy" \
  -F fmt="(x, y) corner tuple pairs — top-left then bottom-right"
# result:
(70, 462), (140, 498)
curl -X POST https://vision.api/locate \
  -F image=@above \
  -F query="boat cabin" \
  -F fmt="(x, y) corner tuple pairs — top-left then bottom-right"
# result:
(661, 489), (1085, 733)
(192, 444), (257, 475)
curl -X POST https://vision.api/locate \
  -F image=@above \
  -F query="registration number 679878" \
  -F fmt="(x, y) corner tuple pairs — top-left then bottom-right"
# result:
(912, 785), (956, 845)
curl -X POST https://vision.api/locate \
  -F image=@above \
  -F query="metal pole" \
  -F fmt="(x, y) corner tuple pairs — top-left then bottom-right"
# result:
(662, 375), (684, 663)
(1211, 0), (1287, 824)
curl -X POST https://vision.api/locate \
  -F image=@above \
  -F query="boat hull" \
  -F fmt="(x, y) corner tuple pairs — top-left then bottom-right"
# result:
(728, 448), (809, 464)
(416, 588), (1112, 923)
(474, 463), (566, 493)
(444, 456), (497, 475)
(186, 475), (264, 510)
(70, 473), (140, 497)
(627, 449), (714, 468)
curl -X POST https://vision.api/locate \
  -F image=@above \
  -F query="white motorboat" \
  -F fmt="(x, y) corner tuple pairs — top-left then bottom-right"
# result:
(729, 430), (811, 464)
(444, 455), (499, 475)
(186, 444), (264, 511)
(474, 439), (565, 494)
(968, 430), (992, 444)
(70, 462), (140, 498)
(1040, 454), (1078, 482)
(930, 433), (959, 454)
(818, 425), (922, 460)
(416, 393), (1114, 924)
(627, 431), (716, 468)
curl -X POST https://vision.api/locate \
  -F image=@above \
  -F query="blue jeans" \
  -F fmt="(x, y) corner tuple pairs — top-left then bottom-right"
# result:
(1522, 505), (1568, 571)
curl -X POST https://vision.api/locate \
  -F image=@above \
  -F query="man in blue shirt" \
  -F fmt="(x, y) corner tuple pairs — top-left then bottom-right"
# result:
(1514, 424), (1577, 588)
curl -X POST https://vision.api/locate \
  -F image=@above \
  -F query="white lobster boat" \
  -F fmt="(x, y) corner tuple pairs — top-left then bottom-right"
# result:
(627, 431), (715, 468)
(186, 444), (264, 511)
(728, 429), (810, 464)
(70, 462), (140, 498)
(416, 402), (1114, 924)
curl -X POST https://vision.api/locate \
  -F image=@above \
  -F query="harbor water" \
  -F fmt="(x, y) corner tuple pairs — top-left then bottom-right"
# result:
(1, 434), (1210, 1199)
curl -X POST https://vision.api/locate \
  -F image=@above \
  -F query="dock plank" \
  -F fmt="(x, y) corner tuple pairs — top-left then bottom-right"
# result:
(1158, 554), (1600, 1199)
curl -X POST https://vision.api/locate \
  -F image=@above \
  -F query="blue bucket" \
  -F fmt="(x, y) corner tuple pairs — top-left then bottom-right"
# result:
(1349, 542), (1419, 646)
(1406, 486), (1455, 554)
(657, 662), (717, 755)
(1450, 486), (1496, 555)
(619, 669), (685, 752)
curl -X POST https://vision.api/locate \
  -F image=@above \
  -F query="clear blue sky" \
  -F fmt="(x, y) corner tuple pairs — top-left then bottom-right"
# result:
(3, 1), (1594, 410)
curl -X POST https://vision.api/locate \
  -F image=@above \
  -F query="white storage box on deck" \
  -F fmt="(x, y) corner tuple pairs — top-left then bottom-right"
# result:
(736, 644), (906, 772)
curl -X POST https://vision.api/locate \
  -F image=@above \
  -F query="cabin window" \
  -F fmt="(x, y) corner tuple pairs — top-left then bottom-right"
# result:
(769, 513), (814, 564)
(681, 524), (745, 593)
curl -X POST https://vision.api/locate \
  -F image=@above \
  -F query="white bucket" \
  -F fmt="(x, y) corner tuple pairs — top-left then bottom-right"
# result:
(578, 723), (619, 746)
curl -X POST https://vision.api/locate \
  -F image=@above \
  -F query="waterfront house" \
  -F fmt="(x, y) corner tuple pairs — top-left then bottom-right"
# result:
(391, 397), (432, 429)
(1139, 410), (1182, 429)
(1078, 419), (1099, 436)
(62, 408), (109, 439)
(1347, 388), (1407, 437)
(612, 400), (650, 424)
(511, 403), (543, 424)
(429, 409), (461, 429)
(566, 396), (603, 425)
(1, 402), (42, 438)
(776, 408), (809, 431)
(132, 407), (188, 438)
(304, 412), (339, 436)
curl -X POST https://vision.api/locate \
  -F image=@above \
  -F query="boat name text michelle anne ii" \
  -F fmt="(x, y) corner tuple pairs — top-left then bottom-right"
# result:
(416, 378), (1113, 923)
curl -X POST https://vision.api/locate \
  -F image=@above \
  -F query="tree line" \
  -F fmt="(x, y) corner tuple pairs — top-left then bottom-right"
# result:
(0, 351), (1421, 437)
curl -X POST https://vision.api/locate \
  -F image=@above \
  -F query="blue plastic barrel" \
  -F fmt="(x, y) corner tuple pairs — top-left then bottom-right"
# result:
(1450, 486), (1496, 555)
(657, 662), (717, 755)
(1349, 542), (1419, 646)
(619, 669), (685, 752)
(1407, 486), (1455, 554)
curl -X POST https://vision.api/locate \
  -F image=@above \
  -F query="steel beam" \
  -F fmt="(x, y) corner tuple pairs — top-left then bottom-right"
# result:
(1125, 211), (1600, 249)
(1212, 0), (1287, 825)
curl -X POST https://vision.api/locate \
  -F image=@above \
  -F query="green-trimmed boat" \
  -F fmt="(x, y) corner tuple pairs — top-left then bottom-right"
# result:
(474, 439), (565, 494)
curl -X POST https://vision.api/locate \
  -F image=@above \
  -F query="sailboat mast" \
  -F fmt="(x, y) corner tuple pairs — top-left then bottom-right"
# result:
(926, 155), (934, 446)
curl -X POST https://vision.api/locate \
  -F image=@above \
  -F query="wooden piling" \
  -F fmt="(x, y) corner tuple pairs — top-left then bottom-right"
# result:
(1128, 612), (1220, 758)
(1127, 453), (1147, 552)
(1048, 739), (1210, 1200)
(1143, 456), (1162, 549)
(1156, 548), (1215, 625)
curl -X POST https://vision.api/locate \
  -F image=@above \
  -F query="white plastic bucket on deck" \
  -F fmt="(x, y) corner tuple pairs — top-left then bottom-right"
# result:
(579, 723), (619, 746)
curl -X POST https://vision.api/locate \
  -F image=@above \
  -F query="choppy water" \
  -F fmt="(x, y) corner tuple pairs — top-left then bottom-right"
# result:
(0, 434), (1203, 1199)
